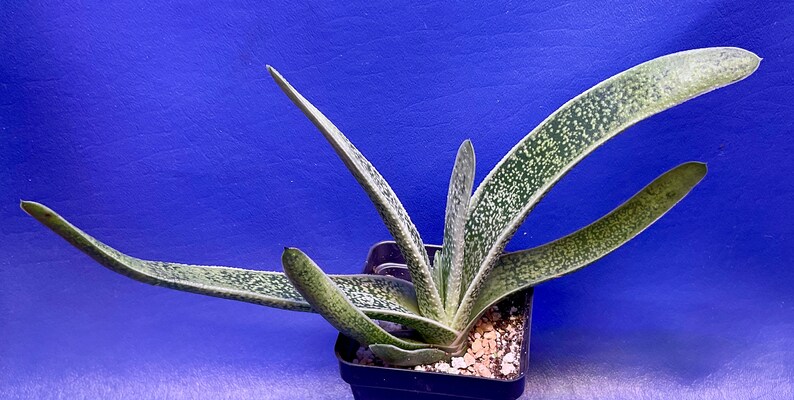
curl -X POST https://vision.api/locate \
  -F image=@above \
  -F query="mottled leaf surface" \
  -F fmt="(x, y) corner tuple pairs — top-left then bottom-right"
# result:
(282, 248), (429, 350)
(453, 48), (760, 329)
(369, 344), (449, 366)
(20, 201), (457, 343)
(466, 162), (707, 328)
(431, 249), (445, 301)
(268, 66), (444, 321)
(439, 140), (476, 322)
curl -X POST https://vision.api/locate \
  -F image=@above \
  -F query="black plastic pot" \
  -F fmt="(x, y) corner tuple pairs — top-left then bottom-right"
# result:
(335, 241), (534, 400)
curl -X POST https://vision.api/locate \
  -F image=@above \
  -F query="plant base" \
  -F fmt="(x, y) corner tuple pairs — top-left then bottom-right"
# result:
(335, 241), (534, 400)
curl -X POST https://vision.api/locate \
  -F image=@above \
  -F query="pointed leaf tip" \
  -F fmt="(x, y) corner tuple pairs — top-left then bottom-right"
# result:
(464, 161), (714, 328)
(268, 66), (443, 320)
(729, 47), (762, 76)
(461, 139), (474, 155)
(677, 161), (708, 183)
(20, 205), (456, 340)
(20, 200), (48, 218)
(692, 161), (708, 174)
(451, 47), (758, 330)
(267, 65), (285, 84)
(281, 247), (305, 267)
(439, 138), (477, 321)
(281, 247), (431, 350)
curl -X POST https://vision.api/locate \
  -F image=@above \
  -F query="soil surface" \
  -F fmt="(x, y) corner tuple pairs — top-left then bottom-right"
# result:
(352, 300), (525, 380)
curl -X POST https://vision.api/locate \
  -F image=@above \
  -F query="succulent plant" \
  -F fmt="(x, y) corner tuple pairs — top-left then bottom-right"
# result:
(22, 47), (759, 367)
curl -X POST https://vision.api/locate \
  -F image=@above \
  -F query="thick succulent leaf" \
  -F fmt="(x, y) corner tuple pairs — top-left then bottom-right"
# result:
(453, 47), (760, 329)
(282, 247), (429, 350)
(370, 344), (449, 366)
(431, 249), (445, 301)
(439, 140), (476, 321)
(465, 162), (708, 329)
(367, 310), (457, 345)
(20, 201), (457, 343)
(268, 66), (444, 321)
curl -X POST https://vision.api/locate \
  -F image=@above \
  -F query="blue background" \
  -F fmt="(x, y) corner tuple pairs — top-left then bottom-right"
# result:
(2, 1), (792, 398)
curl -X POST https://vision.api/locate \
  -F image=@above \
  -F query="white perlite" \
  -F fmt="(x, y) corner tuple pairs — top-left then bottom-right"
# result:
(352, 299), (526, 379)
(451, 357), (468, 369)
(500, 362), (516, 375)
(407, 301), (525, 379)
(436, 362), (450, 372)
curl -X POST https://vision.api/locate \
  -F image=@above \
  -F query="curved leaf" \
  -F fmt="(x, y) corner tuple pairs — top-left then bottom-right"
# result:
(370, 344), (449, 366)
(439, 140), (476, 322)
(268, 66), (444, 321)
(21, 201), (458, 343)
(453, 47), (760, 330)
(465, 162), (707, 329)
(282, 247), (428, 351)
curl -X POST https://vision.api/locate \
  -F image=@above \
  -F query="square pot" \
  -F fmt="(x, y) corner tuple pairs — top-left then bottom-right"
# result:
(335, 241), (534, 400)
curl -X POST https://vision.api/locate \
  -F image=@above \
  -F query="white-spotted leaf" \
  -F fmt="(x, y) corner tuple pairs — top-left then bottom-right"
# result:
(464, 162), (707, 331)
(282, 247), (430, 350)
(439, 140), (476, 322)
(268, 67), (445, 321)
(453, 47), (760, 329)
(21, 201), (457, 344)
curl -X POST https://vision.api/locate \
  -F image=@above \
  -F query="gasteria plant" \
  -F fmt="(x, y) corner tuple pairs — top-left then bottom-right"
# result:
(22, 47), (759, 367)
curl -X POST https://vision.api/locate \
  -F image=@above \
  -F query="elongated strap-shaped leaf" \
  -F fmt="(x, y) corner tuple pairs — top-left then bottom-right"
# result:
(268, 66), (444, 321)
(370, 344), (449, 366)
(282, 247), (429, 351)
(431, 249), (445, 301)
(21, 201), (458, 344)
(453, 47), (760, 329)
(463, 162), (707, 331)
(439, 140), (476, 322)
